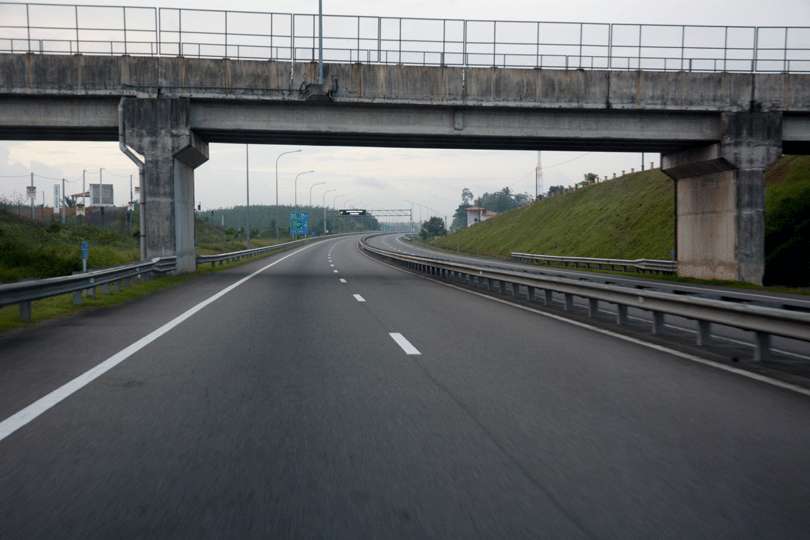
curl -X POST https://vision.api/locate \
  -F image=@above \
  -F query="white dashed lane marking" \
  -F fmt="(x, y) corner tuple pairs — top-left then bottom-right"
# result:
(389, 333), (421, 356)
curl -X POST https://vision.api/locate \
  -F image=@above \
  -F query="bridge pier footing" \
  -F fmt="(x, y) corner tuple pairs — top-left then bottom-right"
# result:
(662, 112), (782, 285)
(121, 98), (209, 273)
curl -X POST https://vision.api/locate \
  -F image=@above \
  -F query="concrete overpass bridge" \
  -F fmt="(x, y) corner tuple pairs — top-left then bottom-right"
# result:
(1, 3), (809, 284)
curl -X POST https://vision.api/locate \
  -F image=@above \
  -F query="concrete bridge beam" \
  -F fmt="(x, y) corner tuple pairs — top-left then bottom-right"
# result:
(121, 98), (209, 273)
(663, 112), (782, 285)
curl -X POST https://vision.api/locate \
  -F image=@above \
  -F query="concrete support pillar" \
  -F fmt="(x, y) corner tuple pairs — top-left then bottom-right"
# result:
(662, 112), (781, 285)
(121, 98), (209, 273)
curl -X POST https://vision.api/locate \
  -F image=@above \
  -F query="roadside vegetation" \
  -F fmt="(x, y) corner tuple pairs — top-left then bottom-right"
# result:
(433, 155), (810, 287)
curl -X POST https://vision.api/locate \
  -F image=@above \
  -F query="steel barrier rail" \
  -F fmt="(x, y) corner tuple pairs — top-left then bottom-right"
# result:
(0, 233), (358, 322)
(0, 258), (173, 321)
(512, 252), (677, 274)
(360, 237), (810, 362)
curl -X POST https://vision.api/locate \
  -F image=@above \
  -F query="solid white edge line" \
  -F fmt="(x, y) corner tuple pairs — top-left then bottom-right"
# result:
(363, 250), (810, 399)
(389, 332), (421, 355)
(0, 242), (320, 443)
(353, 294), (366, 303)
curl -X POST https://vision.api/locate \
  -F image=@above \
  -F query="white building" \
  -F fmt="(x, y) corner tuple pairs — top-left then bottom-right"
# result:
(465, 207), (497, 227)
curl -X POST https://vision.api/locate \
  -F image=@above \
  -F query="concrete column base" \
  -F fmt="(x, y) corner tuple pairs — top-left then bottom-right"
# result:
(662, 112), (782, 285)
(121, 98), (209, 273)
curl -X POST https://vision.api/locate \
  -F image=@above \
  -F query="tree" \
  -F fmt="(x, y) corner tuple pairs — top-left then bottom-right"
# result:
(476, 187), (531, 213)
(420, 216), (447, 240)
(583, 172), (599, 185)
(451, 188), (474, 231)
(461, 187), (474, 205)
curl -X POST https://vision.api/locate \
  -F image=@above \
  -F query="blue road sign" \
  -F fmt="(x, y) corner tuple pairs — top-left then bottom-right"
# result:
(80, 240), (89, 260)
(289, 212), (309, 237)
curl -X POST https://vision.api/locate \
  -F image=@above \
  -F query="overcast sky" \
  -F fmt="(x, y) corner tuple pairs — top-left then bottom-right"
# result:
(1, 0), (808, 220)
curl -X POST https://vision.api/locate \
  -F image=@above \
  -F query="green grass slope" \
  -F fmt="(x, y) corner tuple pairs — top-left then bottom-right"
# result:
(435, 168), (675, 260)
(434, 155), (810, 286)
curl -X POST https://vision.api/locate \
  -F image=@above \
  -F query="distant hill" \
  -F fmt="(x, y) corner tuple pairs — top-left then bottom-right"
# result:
(433, 156), (810, 286)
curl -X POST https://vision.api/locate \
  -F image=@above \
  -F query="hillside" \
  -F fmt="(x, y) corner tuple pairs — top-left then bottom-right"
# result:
(433, 155), (810, 286)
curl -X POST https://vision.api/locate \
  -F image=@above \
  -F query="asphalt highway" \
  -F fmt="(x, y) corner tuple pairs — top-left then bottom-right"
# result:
(1, 235), (809, 539)
(367, 234), (810, 363)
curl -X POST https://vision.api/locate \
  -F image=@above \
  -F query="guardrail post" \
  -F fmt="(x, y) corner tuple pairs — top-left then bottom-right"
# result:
(73, 291), (82, 305)
(587, 298), (598, 318)
(754, 332), (770, 362)
(651, 311), (664, 335)
(544, 290), (553, 306)
(527, 286), (536, 302)
(616, 304), (628, 325)
(499, 281), (507, 295)
(696, 320), (711, 346)
(512, 283), (519, 298)
(564, 293), (574, 311)
(19, 301), (32, 322)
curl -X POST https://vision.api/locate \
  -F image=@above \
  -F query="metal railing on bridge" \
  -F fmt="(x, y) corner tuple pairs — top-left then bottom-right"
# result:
(0, 2), (808, 73)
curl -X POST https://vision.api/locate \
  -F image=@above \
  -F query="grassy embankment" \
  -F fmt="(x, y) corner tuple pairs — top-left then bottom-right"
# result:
(0, 212), (293, 332)
(432, 155), (810, 289)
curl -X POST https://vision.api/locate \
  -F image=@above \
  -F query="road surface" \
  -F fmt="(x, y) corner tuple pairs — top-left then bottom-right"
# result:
(1, 236), (809, 539)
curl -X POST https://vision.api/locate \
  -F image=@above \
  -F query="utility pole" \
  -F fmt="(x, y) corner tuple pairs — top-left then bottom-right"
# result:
(61, 177), (66, 224)
(245, 144), (251, 244)
(641, 152), (646, 171)
(535, 151), (544, 199)
(99, 167), (105, 226)
(29, 172), (34, 220)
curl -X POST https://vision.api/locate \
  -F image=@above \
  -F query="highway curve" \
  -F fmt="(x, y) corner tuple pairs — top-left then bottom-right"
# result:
(1, 235), (809, 539)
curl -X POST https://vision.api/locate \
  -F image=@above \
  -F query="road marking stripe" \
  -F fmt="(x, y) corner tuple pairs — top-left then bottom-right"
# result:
(363, 250), (810, 398)
(333, 269), (339, 273)
(0, 242), (320, 443)
(389, 333), (421, 355)
(330, 264), (334, 267)
(339, 278), (347, 284)
(353, 294), (366, 303)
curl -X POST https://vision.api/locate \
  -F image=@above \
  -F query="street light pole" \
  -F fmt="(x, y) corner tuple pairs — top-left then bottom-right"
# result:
(308, 181), (326, 207)
(275, 149), (302, 238)
(322, 188), (336, 234)
(294, 170), (315, 208)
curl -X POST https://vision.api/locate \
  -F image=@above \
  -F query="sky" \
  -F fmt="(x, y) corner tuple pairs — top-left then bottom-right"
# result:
(1, 0), (808, 220)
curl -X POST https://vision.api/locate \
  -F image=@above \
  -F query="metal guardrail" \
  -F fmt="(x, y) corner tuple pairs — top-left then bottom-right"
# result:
(0, 2), (808, 73)
(512, 252), (677, 274)
(0, 235), (336, 322)
(361, 236), (810, 363)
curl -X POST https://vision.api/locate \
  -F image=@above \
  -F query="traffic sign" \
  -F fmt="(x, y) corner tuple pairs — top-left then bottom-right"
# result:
(80, 240), (89, 260)
(289, 212), (309, 237)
